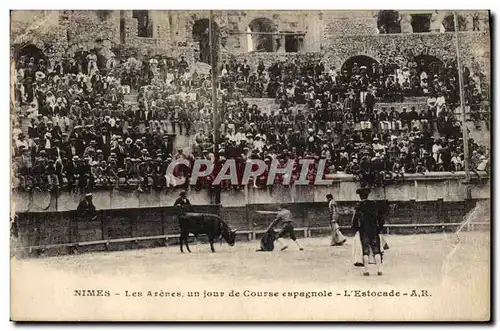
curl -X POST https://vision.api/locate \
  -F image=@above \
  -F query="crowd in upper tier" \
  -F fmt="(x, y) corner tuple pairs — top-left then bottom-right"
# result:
(11, 47), (490, 193)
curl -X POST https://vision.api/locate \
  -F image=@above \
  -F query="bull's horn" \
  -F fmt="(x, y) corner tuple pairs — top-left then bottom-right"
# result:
(232, 228), (239, 232)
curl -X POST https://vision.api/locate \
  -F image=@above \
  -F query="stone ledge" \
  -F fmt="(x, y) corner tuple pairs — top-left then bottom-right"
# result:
(325, 171), (488, 182)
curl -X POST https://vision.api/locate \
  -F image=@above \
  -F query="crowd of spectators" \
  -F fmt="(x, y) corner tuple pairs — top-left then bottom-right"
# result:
(11, 47), (490, 194)
(11, 49), (214, 193)
(220, 54), (485, 115)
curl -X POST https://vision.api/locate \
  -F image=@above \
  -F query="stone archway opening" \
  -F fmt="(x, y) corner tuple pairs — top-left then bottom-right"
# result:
(248, 17), (276, 52)
(410, 14), (432, 33)
(192, 18), (220, 65)
(15, 44), (46, 63)
(283, 31), (303, 53)
(413, 54), (445, 76)
(341, 55), (379, 78)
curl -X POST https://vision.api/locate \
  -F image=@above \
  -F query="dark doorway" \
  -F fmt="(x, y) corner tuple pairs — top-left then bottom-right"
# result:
(132, 10), (153, 38)
(341, 55), (379, 77)
(377, 10), (401, 34)
(192, 19), (220, 64)
(15, 44), (46, 63)
(411, 14), (431, 33)
(414, 55), (445, 76)
(248, 18), (275, 52)
(120, 10), (126, 44)
(284, 33), (300, 53)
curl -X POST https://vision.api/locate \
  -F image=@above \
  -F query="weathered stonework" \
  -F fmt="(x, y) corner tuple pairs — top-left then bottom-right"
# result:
(10, 11), (68, 60)
(321, 11), (378, 36)
(11, 9), (491, 88)
(321, 31), (491, 85)
(67, 10), (121, 47)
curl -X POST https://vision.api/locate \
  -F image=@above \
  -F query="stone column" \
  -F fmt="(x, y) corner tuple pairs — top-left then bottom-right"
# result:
(123, 10), (138, 43)
(465, 14), (474, 31)
(400, 13), (413, 33)
(430, 12), (443, 32)
(276, 35), (286, 53)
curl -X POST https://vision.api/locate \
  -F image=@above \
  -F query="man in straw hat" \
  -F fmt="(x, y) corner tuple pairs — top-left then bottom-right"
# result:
(352, 186), (385, 276)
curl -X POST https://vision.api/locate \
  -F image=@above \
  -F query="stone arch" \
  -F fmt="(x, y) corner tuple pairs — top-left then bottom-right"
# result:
(377, 10), (401, 34)
(413, 54), (445, 76)
(92, 39), (116, 69)
(187, 12), (227, 44)
(14, 44), (46, 63)
(192, 18), (220, 65)
(341, 55), (379, 77)
(248, 17), (276, 52)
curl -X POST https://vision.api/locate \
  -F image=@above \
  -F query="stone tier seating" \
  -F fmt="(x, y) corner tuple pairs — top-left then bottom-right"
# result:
(123, 92), (138, 105)
(243, 96), (431, 115)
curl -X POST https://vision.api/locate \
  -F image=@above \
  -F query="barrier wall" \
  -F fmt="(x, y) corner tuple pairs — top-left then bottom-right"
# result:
(11, 172), (490, 213)
(13, 196), (489, 257)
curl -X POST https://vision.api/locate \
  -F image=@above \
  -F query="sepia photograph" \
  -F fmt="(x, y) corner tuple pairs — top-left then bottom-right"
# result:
(9, 8), (491, 322)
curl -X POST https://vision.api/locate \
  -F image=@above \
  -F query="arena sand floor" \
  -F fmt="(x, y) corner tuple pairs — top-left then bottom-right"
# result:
(11, 232), (490, 321)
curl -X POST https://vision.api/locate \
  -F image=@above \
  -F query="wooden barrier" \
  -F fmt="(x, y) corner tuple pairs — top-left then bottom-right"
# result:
(11, 199), (489, 257)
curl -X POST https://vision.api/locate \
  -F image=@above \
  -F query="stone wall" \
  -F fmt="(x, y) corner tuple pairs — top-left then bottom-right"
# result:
(67, 10), (121, 47)
(10, 10), (491, 82)
(320, 11), (378, 36)
(10, 11), (68, 59)
(321, 31), (491, 85)
(13, 198), (487, 256)
(223, 10), (322, 53)
(11, 172), (490, 213)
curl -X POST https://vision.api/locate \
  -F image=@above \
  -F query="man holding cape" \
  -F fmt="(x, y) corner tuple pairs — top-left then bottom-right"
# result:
(351, 187), (385, 276)
(326, 194), (347, 246)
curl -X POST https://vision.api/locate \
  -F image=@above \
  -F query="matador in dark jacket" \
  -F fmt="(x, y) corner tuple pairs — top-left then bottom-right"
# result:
(352, 187), (385, 276)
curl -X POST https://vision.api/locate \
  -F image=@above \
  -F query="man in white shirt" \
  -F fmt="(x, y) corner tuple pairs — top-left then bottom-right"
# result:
(225, 127), (236, 142)
(436, 93), (446, 109)
(234, 128), (246, 146)
(15, 133), (28, 151)
(253, 134), (265, 152)
(476, 156), (489, 171)
(451, 152), (463, 171)
(106, 54), (118, 70)
(427, 95), (437, 108)
(420, 70), (428, 82)
(86, 52), (98, 76)
(432, 140), (442, 163)
(372, 137), (386, 153)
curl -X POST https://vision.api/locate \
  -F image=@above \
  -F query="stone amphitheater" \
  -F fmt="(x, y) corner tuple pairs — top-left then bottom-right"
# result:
(11, 10), (491, 149)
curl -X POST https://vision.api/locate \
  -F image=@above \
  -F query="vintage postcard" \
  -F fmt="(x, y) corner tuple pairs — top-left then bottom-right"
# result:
(10, 9), (491, 321)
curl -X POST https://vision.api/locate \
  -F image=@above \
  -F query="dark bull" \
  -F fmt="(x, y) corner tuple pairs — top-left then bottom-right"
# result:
(178, 212), (238, 253)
